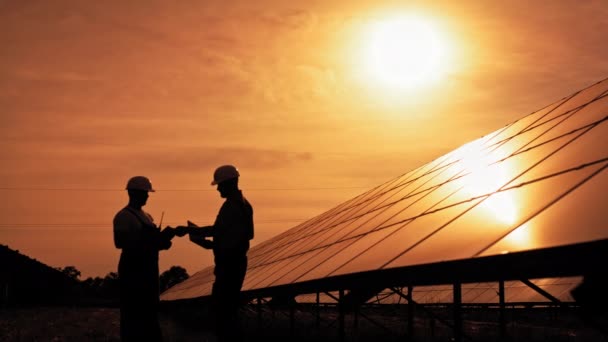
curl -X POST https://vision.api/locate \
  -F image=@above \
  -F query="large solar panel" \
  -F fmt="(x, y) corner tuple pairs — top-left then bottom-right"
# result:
(161, 77), (608, 302)
(293, 276), (580, 305)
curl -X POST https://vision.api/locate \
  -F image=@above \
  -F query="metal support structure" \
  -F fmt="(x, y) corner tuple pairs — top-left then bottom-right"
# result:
(339, 289), (345, 342)
(499, 280), (506, 340)
(165, 238), (608, 340)
(356, 309), (397, 336)
(354, 300), (359, 339)
(257, 297), (263, 334)
(407, 284), (415, 340)
(316, 291), (321, 328)
(391, 286), (460, 338)
(453, 282), (463, 342)
(520, 278), (562, 304)
(289, 295), (295, 337)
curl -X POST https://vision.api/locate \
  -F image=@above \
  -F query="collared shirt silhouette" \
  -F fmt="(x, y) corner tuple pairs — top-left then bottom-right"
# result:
(188, 165), (254, 342)
(113, 176), (176, 342)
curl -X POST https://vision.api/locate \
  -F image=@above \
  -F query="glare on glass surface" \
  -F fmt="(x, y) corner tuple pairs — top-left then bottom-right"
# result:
(457, 142), (518, 226)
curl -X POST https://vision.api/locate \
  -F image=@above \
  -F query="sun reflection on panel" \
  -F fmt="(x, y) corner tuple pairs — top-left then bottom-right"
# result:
(499, 223), (534, 253)
(506, 222), (532, 245)
(480, 191), (518, 225)
(457, 141), (522, 232)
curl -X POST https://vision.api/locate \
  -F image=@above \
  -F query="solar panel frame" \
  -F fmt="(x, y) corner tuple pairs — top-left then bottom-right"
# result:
(161, 77), (608, 305)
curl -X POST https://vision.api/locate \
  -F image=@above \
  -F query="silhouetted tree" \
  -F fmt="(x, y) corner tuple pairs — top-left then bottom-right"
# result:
(57, 265), (81, 281)
(101, 271), (119, 298)
(83, 276), (104, 294)
(81, 272), (119, 301)
(159, 266), (189, 293)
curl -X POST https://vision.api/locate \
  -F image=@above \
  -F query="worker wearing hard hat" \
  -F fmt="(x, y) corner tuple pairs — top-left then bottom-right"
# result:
(113, 176), (178, 342)
(187, 165), (254, 342)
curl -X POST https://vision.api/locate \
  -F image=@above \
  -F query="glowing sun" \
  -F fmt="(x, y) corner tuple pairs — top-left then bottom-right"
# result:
(361, 14), (449, 90)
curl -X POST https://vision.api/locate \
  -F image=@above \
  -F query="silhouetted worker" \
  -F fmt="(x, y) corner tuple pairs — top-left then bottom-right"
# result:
(113, 176), (178, 342)
(188, 165), (254, 342)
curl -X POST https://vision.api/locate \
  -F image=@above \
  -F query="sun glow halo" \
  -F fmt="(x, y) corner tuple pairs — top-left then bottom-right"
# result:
(362, 14), (448, 90)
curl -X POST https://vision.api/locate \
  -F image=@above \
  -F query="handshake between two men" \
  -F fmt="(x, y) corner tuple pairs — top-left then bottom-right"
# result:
(161, 221), (214, 250)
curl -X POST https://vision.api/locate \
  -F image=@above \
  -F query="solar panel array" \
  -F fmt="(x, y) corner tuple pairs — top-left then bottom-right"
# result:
(161, 78), (608, 302)
(294, 276), (580, 305)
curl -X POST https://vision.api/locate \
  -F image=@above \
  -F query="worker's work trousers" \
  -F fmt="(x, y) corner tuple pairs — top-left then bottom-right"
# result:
(118, 251), (162, 342)
(211, 255), (248, 342)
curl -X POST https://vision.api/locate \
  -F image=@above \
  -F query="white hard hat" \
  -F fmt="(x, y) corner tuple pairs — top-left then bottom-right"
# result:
(126, 176), (155, 192)
(211, 165), (240, 185)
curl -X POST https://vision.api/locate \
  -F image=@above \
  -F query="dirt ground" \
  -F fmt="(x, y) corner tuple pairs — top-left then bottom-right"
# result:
(0, 307), (214, 342)
(1, 306), (608, 342)
(0, 307), (120, 342)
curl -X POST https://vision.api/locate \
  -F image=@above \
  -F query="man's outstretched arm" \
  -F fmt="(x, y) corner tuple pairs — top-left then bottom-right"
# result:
(189, 235), (214, 250)
(169, 221), (214, 237)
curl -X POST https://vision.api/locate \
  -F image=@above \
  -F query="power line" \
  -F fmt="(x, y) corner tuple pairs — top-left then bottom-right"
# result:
(0, 218), (309, 229)
(0, 186), (370, 192)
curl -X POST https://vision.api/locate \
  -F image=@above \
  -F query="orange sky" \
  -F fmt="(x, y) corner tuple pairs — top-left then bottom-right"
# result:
(1, 0), (607, 279)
